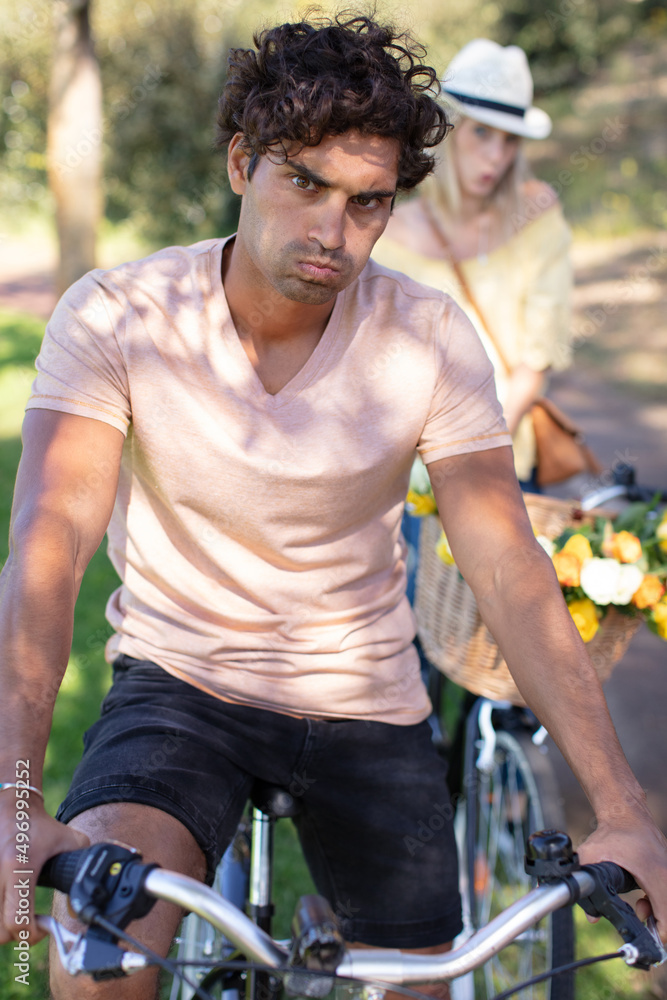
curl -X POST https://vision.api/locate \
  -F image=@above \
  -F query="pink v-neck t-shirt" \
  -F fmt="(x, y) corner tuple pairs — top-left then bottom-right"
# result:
(26, 236), (511, 724)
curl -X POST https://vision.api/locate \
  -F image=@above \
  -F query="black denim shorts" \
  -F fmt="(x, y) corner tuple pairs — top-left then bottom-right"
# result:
(57, 655), (462, 947)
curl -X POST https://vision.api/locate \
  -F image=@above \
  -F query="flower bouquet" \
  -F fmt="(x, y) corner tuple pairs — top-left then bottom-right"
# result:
(408, 466), (666, 705)
(538, 503), (667, 644)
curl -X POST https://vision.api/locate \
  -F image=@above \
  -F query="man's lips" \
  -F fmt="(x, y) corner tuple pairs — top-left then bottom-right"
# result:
(296, 259), (342, 280)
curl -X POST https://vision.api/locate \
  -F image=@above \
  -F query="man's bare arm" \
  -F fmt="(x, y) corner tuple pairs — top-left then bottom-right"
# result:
(428, 445), (667, 938)
(0, 410), (124, 942)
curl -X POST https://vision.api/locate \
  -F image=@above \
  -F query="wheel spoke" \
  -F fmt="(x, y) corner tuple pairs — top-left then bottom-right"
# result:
(467, 727), (575, 1000)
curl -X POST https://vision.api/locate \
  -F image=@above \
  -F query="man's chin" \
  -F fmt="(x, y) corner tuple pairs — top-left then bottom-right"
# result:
(278, 277), (342, 305)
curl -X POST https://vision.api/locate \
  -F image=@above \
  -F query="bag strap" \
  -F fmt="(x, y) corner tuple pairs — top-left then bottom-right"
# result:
(422, 202), (513, 377)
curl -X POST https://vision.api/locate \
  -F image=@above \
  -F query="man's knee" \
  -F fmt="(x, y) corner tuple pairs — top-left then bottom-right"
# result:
(49, 802), (206, 999)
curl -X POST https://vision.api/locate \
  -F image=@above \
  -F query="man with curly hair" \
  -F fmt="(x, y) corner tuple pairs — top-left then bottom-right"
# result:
(1, 13), (665, 1000)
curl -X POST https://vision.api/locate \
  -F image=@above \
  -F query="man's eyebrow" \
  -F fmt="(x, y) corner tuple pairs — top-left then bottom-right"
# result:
(287, 160), (396, 201)
(288, 161), (331, 189)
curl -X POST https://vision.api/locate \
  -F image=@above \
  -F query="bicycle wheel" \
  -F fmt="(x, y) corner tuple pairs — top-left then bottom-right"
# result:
(463, 722), (575, 1000)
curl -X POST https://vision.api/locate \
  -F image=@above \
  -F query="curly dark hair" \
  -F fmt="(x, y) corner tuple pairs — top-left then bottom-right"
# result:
(215, 11), (450, 191)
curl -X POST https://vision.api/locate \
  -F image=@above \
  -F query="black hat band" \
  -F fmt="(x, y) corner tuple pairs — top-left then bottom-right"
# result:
(444, 90), (526, 118)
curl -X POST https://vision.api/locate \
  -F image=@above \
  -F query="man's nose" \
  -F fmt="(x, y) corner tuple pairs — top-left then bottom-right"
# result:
(308, 197), (346, 252)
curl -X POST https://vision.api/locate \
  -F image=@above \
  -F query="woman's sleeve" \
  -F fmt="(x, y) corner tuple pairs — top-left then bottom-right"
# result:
(520, 205), (573, 373)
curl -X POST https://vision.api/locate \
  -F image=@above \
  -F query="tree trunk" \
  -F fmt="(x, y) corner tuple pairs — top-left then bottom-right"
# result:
(47, 0), (102, 296)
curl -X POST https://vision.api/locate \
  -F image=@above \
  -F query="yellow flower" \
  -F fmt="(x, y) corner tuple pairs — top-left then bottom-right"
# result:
(553, 551), (581, 588)
(568, 597), (599, 643)
(435, 531), (455, 565)
(562, 533), (593, 564)
(652, 597), (667, 640)
(609, 530), (643, 564)
(631, 574), (665, 610)
(406, 490), (437, 517)
(657, 513), (667, 555)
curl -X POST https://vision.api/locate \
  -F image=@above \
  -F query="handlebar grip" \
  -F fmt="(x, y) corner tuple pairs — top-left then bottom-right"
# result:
(37, 847), (97, 893)
(588, 861), (639, 895)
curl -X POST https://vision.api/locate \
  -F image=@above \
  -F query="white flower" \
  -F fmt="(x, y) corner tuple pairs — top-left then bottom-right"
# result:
(536, 535), (555, 557)
(409, 455), (431, 494)
(580, 558), (644, 606)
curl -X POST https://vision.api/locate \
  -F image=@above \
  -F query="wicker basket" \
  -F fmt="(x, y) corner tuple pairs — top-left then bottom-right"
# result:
(414, 495), (642, 706)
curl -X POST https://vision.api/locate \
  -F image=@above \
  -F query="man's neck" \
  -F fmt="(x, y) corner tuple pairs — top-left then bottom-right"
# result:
(221, 236), (335, 346)
(221, 237), (336, 395)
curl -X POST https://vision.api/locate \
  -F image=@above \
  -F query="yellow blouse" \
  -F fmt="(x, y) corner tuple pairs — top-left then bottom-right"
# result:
(372, 203), (573, 480)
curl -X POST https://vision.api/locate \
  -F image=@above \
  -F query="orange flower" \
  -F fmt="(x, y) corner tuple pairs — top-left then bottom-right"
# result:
(631, 574), (665, 610)
(609, 530), (642, 564)
(553, 551), (581, 587)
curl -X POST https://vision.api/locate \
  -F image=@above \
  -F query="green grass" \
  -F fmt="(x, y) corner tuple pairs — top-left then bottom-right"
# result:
(0, 308), (659, 997)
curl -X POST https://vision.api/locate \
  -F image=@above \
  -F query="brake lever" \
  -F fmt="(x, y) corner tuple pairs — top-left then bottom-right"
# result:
(37, 915), (149, 979)
(578, 866), (665, 970)
(647, 916), (667, 966)
(524, 832), (666, 971)
(37, 915), (87, 976)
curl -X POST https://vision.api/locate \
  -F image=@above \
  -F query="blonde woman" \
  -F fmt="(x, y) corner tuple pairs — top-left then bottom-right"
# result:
(373, 38), (573, 491)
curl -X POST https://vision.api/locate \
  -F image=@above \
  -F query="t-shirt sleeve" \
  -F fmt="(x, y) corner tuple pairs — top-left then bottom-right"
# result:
(417, 298), (512, 465)
(26, 270), (131, 434)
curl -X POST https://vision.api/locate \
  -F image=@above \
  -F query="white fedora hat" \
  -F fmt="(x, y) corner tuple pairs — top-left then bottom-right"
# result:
(441, 38), (552, 140)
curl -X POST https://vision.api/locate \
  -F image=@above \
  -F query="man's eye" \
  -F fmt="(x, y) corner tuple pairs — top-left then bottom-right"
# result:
(292, 175), (314, 190)
(353, 196), (379, 209)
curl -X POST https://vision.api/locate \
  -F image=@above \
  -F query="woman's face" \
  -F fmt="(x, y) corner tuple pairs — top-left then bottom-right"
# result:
(452, 118), (521, 200)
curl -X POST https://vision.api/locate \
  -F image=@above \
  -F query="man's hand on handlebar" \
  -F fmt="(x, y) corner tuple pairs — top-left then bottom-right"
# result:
(576, 801), (667, 945)
(0, 798), (90, 945)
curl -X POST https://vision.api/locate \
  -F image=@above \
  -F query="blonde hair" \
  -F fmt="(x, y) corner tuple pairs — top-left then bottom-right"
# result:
(421, 113), (532, 239)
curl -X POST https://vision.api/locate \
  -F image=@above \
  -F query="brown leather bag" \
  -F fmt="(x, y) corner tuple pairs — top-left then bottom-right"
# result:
(530, 397), (601, 486)
(448, 256), (601, 486)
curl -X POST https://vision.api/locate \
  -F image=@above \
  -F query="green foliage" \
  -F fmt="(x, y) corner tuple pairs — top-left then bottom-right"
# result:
(0, 1), (51, 216)
(3, 0), (666, 248)
(97, 0), (239, 245)
(495, 0), (667, 91)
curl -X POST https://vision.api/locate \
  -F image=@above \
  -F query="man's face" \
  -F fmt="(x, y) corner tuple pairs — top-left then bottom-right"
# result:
(228, 130), (399, 305)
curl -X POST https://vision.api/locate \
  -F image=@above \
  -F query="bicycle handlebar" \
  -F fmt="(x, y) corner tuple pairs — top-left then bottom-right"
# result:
(39, 848), (94, 894)
(36, 838), (665, 985)
(589, 860), (639, 896)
